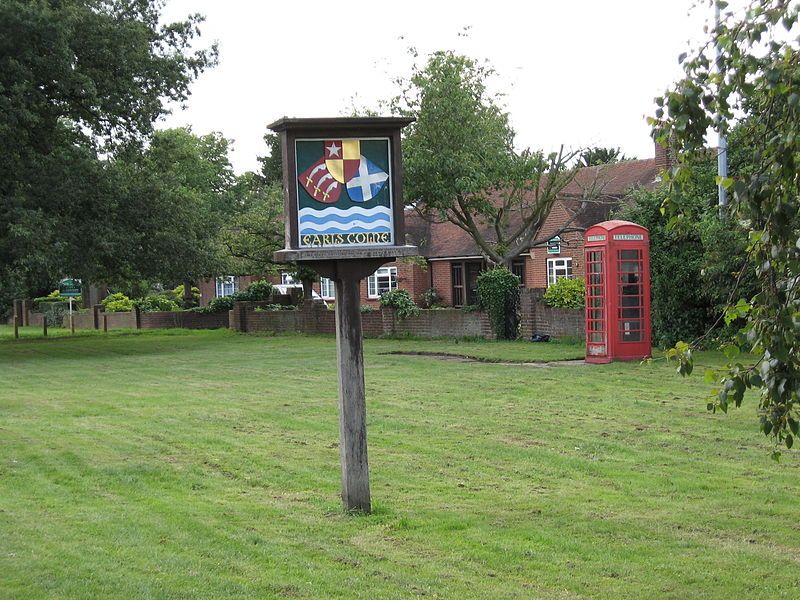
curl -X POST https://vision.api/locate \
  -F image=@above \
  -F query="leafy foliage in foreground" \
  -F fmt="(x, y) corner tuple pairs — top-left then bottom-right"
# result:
(651, 0), (800, 454)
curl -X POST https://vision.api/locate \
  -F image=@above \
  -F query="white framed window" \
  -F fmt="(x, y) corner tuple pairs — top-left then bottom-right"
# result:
(367, 266), (397, 298)
(281, 272), (298, 285)
(547, 257), (573, 286)
(320, 277), (335, 299)
(215, 276), (239, 297)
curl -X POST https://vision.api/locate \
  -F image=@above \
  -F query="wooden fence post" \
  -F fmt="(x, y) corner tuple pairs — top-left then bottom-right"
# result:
(13, 299), (22, 327)
(70, 313), (75, 334)
(43, 317), (47, 337)
(14, 315), (19, 339)
(134, 306), (141, 330)
(103, 314), (108, 333)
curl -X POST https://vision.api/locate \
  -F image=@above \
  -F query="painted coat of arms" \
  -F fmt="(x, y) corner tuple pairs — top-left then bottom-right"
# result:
(295, 138), (393, 247)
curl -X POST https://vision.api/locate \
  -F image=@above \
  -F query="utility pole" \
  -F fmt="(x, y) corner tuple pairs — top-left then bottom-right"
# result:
(716, 1), (728, 218)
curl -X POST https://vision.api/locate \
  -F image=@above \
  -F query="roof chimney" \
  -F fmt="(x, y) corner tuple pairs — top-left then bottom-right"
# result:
(654, 138), (676, 173)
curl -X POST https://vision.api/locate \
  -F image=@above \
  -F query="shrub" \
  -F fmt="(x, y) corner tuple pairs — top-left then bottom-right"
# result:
(134, 295), (180, 312)
(205, 295), (236, 313)
(194, 280), (275, 313)
(252, 304), (297, 312)
(543, 276), (585, 309)
(102, 293), (134, 312)
(34, 290), (82, 309)
(379, 289), (419, 320)
(419, 288), (445, 308)
(476, 267), (520, 339)
(36, 301), (71, 327)
(360, 305), (377, 313)
(171, 284), (201, 307)
(237, 280), (274, 301)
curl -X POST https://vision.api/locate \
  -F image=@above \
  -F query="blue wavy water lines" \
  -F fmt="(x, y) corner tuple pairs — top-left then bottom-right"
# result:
(299, 226), (391, 235)
(299, 212), (390, 226)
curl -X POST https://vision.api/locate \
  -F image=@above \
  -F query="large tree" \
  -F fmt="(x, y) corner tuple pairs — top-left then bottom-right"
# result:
(652, 0), (800, 454)
(222, 175), (285, 275)
(396, 51), (595, 269)
(0, 0), (216, 312)
(579, 146), (631, 166)
(113, 128), (237, 305)
(258, 133), (283, 185)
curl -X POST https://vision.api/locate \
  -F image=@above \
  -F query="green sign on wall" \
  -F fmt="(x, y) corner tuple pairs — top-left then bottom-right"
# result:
(59, 278), (81, 297)
(295, 138), (393, 248)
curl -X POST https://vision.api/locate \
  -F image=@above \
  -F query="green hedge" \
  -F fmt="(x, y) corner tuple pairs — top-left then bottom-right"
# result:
(543, 277), (585, 309)
(476, 267), (520, 339)
(195, 280), (275, 314)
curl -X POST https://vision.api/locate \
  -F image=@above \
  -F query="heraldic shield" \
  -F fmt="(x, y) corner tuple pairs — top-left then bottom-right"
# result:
(295, 138), (393, 247)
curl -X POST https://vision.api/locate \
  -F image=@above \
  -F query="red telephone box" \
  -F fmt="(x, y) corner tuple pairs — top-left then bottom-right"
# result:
(584, 220), (651, 363)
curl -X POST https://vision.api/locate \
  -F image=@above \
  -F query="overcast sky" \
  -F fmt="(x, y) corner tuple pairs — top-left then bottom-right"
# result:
(158, 0), (713, 174)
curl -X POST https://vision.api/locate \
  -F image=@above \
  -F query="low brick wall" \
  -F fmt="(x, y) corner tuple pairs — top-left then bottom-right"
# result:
(383, 308), (493, 338)
(520, 289), (584, 340)
(28, 312), (45, 327)
(100, 311), (137, 330)
(233, 302), (494, 338)
(140, 311), (229, 330)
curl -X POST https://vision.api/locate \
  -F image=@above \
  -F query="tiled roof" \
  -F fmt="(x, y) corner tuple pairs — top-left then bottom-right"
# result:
(405, 158), (658, 259)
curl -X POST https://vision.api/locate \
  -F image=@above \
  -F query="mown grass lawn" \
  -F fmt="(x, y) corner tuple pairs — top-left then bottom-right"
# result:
(1, 328), (798, 599)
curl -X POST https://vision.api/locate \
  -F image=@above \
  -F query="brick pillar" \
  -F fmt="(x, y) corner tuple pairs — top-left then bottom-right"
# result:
(519, 289), (535, 339)
(237, 302), (248, 333)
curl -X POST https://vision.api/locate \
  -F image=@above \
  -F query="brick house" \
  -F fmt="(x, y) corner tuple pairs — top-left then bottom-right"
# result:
(200, 146), (665, 308)
(416, 151), (662, 307)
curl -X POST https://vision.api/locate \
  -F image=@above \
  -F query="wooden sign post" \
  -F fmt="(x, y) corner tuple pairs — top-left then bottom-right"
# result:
(269, 117), (416, 513)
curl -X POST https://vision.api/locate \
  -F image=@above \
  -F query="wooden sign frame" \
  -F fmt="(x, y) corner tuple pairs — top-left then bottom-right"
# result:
(268, 117), (416, 513)
(269, 117), (417, 264)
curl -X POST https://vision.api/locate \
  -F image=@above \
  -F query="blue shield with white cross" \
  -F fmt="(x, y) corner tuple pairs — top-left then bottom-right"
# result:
(345, 156), (389, 202)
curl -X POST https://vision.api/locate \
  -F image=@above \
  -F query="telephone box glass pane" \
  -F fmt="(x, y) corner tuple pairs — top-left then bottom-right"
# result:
(586, 249), (606, 355)
(617, 248), (643, 343)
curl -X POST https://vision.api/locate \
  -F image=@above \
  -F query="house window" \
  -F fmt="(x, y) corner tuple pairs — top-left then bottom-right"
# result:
(451, 263), (464, 307)
(320, 277), (335, 299)
(281, 272), (298, 285)
(215, 276), (239, 298)
(547, 257), (573, 286)
(450, 260), (484, 307)
(367, 266), (397, 298)
(511, 259), (525, 286)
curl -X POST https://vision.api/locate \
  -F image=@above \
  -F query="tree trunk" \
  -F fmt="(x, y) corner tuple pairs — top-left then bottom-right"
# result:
(302, 278), (314, 300)
(183, 278), (193, 309)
